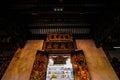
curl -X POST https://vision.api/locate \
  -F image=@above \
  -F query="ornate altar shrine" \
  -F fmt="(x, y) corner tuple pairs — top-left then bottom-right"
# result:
(30, 33), (90, 80)
(44, 33), (75, 53)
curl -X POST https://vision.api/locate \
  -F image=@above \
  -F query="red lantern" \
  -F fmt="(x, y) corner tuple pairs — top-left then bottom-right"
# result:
(59, 0), (63, 3)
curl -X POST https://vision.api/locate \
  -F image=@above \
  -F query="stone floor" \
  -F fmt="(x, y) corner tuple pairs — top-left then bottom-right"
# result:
(1, 40), (119, 80)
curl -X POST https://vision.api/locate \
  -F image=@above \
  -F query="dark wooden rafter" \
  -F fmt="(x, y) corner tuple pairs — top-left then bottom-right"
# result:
(0, 0), (120, 46)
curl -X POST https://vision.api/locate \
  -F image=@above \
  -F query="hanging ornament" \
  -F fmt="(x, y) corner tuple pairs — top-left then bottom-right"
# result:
(59, 0), (63, 3)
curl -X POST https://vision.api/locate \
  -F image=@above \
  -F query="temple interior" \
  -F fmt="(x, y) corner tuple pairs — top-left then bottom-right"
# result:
(0, 0), (120, 80)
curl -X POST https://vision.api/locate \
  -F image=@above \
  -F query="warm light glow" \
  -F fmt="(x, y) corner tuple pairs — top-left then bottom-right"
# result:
(54, 8), (63, 11)
(113, 47), (120, 48)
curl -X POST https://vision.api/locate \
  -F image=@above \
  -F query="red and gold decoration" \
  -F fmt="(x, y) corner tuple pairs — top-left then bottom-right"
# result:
(30, 51), (48, 80)
(45, 42), (74, 50)
(72, 50), (90, 80)
(47, 33), (72, 41)
(44, 33), (75, 51)
(30, 34), (90, 80)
